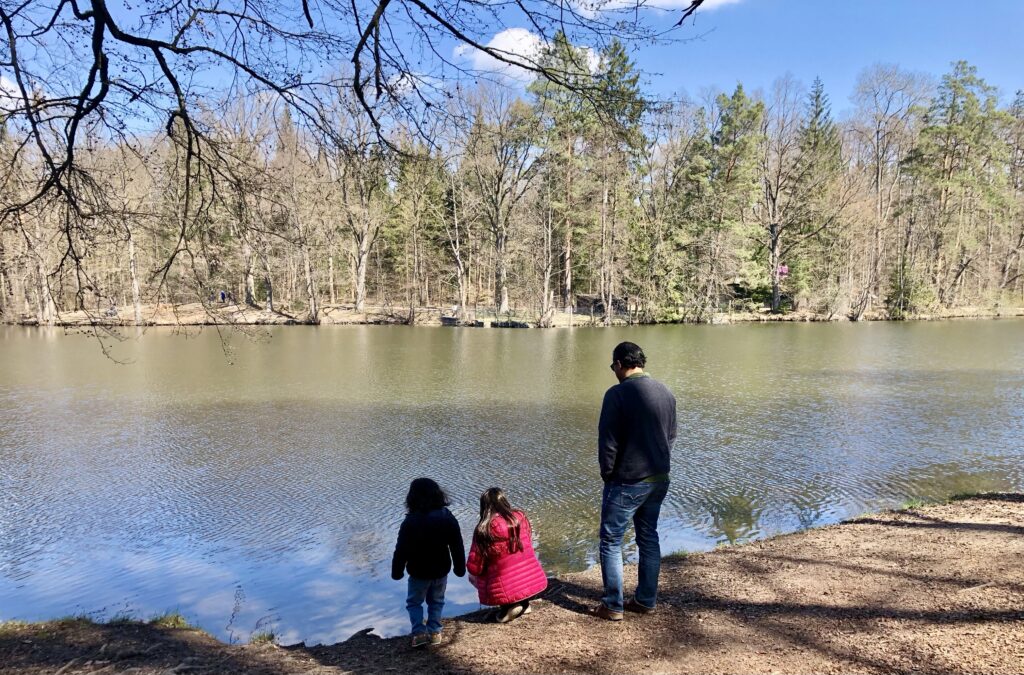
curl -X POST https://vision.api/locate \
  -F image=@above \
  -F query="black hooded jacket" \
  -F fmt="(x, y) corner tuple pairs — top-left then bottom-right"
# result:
(391, 507), (466, 580)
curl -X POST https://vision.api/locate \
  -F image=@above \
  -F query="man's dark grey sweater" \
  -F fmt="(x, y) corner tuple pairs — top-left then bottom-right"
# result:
(598, 373), (677, 483)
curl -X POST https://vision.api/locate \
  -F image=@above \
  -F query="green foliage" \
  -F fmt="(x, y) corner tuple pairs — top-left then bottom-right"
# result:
(711, 85), (766, 223)
(682, 85), (765, 319)
(54, 614), (94, 625)
(798, 77), (843, 176)
(7, 58), (1024, 325)
(107, 613), (136, 626)
(249, 631), (277, 644)
(901, 61), (1015, 306)
(886, 263), (936, 318)
(149, 612), (192, 629)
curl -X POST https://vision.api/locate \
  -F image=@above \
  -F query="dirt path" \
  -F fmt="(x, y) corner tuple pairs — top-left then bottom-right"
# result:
(3, 494), (1022, 674)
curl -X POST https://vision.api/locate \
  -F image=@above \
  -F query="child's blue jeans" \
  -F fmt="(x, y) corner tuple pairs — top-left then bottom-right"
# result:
(406, 575), (447, 635)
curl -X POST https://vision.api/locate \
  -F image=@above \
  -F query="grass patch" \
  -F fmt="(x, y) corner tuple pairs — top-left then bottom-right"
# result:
(52, 614), (95, 626)
(149, 612), (192, 629)
(900, 491), (990, 511)
(249, 631), (277, 645)
(107, 612), (137, 626)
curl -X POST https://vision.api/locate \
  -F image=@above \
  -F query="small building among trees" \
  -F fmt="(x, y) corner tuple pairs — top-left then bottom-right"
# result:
(575, 294), (629, 316)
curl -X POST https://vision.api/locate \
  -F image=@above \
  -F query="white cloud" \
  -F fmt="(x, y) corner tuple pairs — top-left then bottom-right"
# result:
(0, 75), (22, 113)
(454, 1), (743, 85)
(450, 0), (745, 81)
(452, 28), (543, 83)
(453, 28), (611, 85)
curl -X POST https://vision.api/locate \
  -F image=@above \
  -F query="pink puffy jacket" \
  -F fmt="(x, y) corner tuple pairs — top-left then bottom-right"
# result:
(466, 511), (548, 606)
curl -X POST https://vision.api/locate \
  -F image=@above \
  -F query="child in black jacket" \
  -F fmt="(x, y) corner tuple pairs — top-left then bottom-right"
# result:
(392, 478), (465, 647)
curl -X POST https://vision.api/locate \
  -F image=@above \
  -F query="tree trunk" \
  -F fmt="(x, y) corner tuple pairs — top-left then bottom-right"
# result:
(33, 223), (55, 325)
(354, 244), (370, 313)
(600, 184), (610, 323)
(127, 228), (143, 325)
(261, 253), (274, 312)
(769, 222), (782, 314)
(242, 239), (257, 306)
(999, 229), (1024, 289)
(328, 253), (336, 305)
(0, 238), (9, 320)
(300, 241), (319, 323)
(541, 203), (554, 327)
(562, 227), (573, 313)
(496, 249), (509, 315)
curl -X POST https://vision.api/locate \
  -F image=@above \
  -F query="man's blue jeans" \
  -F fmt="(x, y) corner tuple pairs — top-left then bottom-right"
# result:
(599, 480), (670, 613)
(406, 575), (447, 635)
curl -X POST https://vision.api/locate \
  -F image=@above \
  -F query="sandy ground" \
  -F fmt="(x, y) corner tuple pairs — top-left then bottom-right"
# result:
(8, 302), (1024, 328)
(2, 494), (1022, 674)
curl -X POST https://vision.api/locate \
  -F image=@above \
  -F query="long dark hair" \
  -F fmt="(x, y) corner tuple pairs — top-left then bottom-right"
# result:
(473, 487), (524, 553)
(405, 478), (450, 513)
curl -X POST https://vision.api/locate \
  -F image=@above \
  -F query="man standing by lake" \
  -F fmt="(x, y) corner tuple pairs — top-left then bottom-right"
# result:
(594, 342), (677, 621)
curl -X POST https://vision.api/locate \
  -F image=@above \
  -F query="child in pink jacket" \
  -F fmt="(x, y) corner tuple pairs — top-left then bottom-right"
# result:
(467, 487), (548, 623)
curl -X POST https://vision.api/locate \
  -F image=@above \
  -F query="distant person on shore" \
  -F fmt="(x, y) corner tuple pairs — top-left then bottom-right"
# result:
(467, 487), (548, 623)
(594, 342), (677, 621)
(391, 478), (466, 647)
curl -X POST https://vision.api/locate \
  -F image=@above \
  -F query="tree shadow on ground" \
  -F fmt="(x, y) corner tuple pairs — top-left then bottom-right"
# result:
(296, 558), (1024, 675)
(4, 495), (1022, 675)
(289, 577), (615, 674)
(0, 620), (309, 675)
(660, 550), (1024, 674)
(850, 515), (1024, 535)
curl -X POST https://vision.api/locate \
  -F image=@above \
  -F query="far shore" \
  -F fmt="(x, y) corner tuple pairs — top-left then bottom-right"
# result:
(4, 301), (1024, 329)
(3, 493), (1022, 674)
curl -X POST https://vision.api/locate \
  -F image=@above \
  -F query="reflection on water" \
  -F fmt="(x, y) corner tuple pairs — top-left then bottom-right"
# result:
(1, 321), (1022, 643)
(706, 491), (764, 545)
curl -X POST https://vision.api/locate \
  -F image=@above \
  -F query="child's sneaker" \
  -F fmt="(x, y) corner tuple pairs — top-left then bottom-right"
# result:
(411, 633), (430, 648)
(429, 632), (442, 646)
(495, 603), (526, 623)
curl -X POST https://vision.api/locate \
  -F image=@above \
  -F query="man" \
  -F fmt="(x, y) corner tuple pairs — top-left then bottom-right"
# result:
(594, 341), (677, 621)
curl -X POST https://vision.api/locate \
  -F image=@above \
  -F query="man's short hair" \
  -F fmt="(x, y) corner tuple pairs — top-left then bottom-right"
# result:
(613, 342), (646, 369)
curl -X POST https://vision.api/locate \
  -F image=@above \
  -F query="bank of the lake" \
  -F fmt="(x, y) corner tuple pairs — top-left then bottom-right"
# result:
(5, 301), (1024, 328)
(4, 494), (1022, 675)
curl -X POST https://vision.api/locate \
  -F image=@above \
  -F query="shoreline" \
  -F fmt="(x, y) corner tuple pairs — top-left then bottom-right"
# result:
(4, 302), (1024, 329)
(3, 493), (1022, 674)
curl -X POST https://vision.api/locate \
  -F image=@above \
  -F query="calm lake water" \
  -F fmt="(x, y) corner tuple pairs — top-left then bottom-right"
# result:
(1, 321), (1022, 643)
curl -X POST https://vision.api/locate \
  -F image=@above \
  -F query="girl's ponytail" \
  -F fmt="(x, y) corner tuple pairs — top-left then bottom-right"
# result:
(474, 487), (524, 553)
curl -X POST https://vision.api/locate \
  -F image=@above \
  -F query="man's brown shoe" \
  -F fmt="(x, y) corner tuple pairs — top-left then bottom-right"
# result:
(592, 603), (624, 621)
(625, 599), (655, 615)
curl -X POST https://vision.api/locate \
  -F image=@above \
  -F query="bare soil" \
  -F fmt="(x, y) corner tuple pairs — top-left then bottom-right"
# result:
(2, 494), (1022, 674)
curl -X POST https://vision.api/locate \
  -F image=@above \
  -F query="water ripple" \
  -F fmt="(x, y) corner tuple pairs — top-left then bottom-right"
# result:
(0, 321), (1022, 642)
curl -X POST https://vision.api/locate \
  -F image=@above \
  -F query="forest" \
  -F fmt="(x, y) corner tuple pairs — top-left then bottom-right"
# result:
(2, 37), (1023, 325)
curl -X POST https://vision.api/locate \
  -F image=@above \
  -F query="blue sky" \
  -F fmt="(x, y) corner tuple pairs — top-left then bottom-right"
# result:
(632, 0), (1024, 109)
(8, 1), (1020, 127)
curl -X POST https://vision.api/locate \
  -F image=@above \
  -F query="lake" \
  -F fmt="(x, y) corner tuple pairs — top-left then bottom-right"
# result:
(1, 321), (1022, 644)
